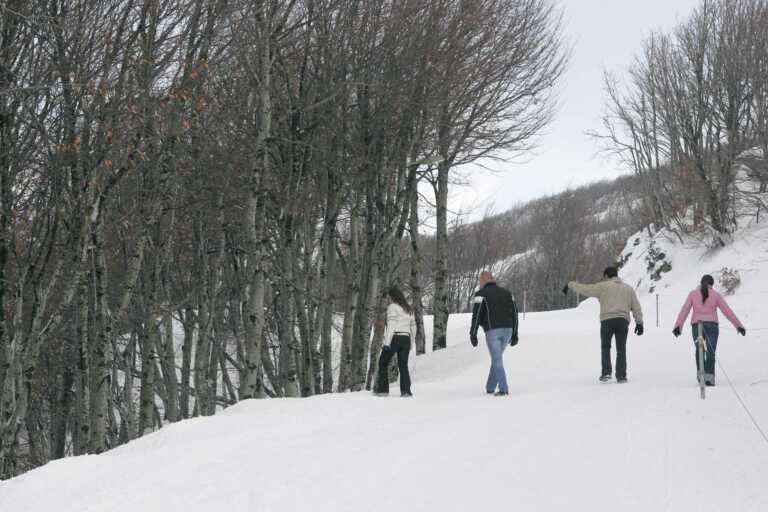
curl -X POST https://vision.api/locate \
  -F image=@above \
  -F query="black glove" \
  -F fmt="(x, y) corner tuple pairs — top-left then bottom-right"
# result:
(672, 326), (681, 337)
(509, 334), (518, 347)
(634, 323), (643, 336)
(470, 334), (478, 347)
(562, 284), (569, 295)
(737, 327), (746, 336)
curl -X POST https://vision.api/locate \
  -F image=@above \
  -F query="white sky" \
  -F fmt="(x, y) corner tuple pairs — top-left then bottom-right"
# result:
(451, 0), (702, 221)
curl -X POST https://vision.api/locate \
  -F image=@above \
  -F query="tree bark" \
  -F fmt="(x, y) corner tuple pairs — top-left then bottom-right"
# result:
(408, 180), (426, 354)
(432, 164), (450, 350)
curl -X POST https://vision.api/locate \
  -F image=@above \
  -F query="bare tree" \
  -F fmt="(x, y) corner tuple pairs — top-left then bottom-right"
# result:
(597, 0), (768, 241)
(428, 0), (568, 350)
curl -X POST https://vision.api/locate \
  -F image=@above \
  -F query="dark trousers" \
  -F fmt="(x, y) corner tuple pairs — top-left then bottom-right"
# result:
(600, 318), (629, 379)
(692, 322), (719, 383)
(375, 335), (411, 395)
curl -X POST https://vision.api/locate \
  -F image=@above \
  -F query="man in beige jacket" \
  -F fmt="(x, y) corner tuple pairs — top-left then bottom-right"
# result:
(564, 266), (643, 383)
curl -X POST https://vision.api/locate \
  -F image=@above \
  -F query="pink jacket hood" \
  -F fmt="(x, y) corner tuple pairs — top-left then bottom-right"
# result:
(674, 287), (743, 330)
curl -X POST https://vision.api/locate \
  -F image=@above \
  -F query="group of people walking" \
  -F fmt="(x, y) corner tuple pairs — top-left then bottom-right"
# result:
(373, 266), (746, 397)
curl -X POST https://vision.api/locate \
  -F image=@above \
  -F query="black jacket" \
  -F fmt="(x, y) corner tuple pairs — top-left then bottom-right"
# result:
(470, 282), (519, 338)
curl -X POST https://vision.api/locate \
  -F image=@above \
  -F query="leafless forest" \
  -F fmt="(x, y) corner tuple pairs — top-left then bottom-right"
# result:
(0, 0), (567, 477)
(423, 175), (645, 315)
(598, 0), (768, 243)
(2, 0), (766, 481)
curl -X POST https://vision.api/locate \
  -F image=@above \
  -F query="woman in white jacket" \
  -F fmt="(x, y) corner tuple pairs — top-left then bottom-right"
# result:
(374, 286), (416, 397)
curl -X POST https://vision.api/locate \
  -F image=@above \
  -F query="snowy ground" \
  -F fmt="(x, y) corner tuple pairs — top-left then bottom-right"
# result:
(2, 225), (768, 511)
(2, 304), (767, 511)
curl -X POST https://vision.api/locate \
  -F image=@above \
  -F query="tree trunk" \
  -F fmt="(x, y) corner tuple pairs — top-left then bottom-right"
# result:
(319, 235), (336, 394)
(179, 307), (195, 419)
(365, 293), (388, 390)
(432, 163), (450, 350)
(138, 321), (157, 436)
(89, 224), (111, 454)
(159, 308), (179, 423)
(278, 272), (299, 397)
(351, 256), (379, 391)
(338, 208), (361, 392)
(295, 281), (315, 397)
(73, 279), (90, 455)
(51, 346), (75, 459)
(118, 333), (137, 444)
(408, 181), (426, 354)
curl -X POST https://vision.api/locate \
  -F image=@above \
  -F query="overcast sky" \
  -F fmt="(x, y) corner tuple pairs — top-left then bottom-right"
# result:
(451, 0), (702, 221)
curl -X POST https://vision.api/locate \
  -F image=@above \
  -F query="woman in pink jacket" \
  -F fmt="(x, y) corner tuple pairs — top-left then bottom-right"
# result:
(672, 274), (746, 386)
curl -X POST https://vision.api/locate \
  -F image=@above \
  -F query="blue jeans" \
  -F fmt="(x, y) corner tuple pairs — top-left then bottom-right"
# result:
(692, 322), (719, 384)
(485, 328), (513, 393)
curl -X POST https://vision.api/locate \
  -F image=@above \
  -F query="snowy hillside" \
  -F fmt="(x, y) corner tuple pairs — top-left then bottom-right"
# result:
(619, 221), (768, 311)
(2, 228), (768, 511)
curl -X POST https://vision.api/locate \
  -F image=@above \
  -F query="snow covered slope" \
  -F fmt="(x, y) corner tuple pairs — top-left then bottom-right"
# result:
(2, 227), (768, 512)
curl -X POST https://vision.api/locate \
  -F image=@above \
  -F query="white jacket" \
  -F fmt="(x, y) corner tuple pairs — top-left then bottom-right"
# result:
(383, 303), (416, 346)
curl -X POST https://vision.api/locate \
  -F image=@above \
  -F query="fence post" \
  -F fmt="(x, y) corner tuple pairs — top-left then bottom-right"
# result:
(656, 294), (659, 328)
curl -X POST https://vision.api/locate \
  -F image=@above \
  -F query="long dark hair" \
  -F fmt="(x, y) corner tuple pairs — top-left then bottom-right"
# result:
(387, 286), (412, 315)
(700, 274), (715, 303)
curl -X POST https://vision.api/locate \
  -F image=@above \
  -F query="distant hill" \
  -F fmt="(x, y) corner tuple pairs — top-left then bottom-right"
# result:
(417, 173), (646, 312)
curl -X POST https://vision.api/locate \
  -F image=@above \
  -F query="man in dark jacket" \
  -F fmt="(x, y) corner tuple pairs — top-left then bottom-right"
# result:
(470, 271), (519, 396)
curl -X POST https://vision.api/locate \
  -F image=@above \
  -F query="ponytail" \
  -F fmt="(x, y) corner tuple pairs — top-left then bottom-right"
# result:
(700, 274), (714, 303)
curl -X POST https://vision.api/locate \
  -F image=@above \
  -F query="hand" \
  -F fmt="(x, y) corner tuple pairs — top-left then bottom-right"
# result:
(672, 326), (681, 338)
(634, 323), (643, 336)
(562, 284), (569, 295)
(509, 334), (518, 346)
(470, 335), (478, 347)
(737, 327), (746, 336)
(382, 345), (391, 352)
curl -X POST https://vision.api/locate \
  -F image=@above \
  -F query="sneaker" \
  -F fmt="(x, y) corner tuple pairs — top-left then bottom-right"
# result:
(617, 377), (628, 384)
(494, 391), (508, 396)
(599, 374), (612, 382)
(401, 392), (413, 397)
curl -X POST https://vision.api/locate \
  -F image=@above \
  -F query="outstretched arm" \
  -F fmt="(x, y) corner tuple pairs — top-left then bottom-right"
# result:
(568, 281), (603, 299)
(674, 292), (693, 330)
(717, 294), (744, 330)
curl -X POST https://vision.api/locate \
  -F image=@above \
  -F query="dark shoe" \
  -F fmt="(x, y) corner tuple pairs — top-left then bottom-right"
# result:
(401, 392), (413, 397)
(494, 391), (508, 396)
(617, 377), (628, 384)
(486, 390), (495, 395)
(705, 382), (715, 387)
(373, 391), (389, 397)
(599, 374), (612, 382)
